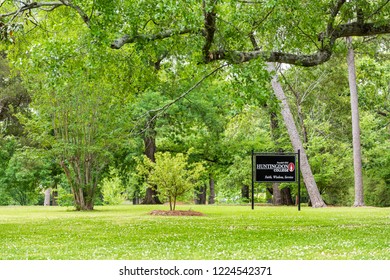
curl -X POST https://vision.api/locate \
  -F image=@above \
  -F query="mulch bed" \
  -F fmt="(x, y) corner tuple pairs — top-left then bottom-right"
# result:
(150, 210), (205, 216)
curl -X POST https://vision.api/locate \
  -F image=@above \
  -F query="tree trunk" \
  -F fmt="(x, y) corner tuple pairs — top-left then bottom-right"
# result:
(60, 158), (97, 211)
(281, 187), (294, 205)
(346, 36), (365, 207)
(241, 185), (250, 201)
(144, 134), (156, 162)
(272, 183), (282, 205)
(132, 191), (140, 205)
(51, 184), (58, 206)
(296, 97), (309, 144)
(195, 185), (207, 204)
(44, 188), (51, 206)
(269, 105), (293, 206)
(208, 174), (215, 204)
(267, 63), (326, 208)
(142, 184), (162, 205)
(142, 130), (162, 204)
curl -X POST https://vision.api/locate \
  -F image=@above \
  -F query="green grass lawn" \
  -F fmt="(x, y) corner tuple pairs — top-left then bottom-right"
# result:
(0, 204), (389, 260)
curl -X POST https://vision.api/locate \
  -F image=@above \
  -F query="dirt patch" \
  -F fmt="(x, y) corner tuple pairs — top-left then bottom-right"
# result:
(150, 210), (205, 216)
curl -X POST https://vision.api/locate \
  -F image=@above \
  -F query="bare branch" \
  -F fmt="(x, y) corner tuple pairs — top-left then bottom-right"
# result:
(367, 0), (390, 20)
(59, 0), (90, 27)
(0, 2), (64, 19)
(295, 24), (321, 50)
(252, 5), (275, 30)
(138, 63), (229, 132)
(0, 1), (90, 27)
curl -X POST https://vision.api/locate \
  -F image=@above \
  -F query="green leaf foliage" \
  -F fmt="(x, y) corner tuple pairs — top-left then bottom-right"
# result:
(138, 152), (205, 210)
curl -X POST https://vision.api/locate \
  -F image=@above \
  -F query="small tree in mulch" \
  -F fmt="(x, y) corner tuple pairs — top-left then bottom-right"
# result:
(140, 152), (205, 211)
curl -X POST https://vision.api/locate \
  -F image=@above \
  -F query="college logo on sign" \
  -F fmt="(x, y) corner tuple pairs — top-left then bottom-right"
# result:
(254, 154), (296, 182)
(288, 162), (295, 172)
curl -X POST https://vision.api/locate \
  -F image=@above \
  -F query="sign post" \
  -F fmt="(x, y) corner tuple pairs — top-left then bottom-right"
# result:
(251, 150), (255, 210)
(297, 149), (301, 211)
(252, 152), (301, 211)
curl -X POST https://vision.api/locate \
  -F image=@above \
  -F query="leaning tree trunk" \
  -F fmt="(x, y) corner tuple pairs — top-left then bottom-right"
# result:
(269, 106), (293, 205)
(268, 63), (326, 208)
(346, 36), (365, 207)
(269, 109), (282, 206)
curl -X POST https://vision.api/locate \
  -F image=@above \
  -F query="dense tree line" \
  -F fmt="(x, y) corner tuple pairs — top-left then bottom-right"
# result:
(0, 0), (389, 209)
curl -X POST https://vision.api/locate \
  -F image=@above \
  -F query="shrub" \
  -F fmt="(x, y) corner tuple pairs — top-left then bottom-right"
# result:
(140, 152), (205, 211)
(101, 170), (126, 205)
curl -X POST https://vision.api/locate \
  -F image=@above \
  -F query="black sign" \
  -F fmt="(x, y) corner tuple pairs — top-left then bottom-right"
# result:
(254, 154), (296, 182)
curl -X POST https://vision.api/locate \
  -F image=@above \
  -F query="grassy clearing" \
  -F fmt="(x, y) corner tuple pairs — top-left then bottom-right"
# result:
(0, 205), (389, 260)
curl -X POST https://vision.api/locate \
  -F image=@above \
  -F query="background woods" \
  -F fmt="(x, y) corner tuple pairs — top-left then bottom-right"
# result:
(0, 0), (389, 209)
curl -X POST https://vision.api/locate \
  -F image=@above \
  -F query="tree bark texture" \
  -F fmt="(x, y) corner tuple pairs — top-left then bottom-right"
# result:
(241, 185), (250, 201)
(272, 183), (282, 205)
(208, 175), (215, 204)
(281, 187), (294, 205)
(346, 36), (365, 207)
(51, 188), (58, 206)
(60, 158), (98, 211)
(195, 185), (207, 204)
(268, 63), (326, 208)
(44, 188), (51, 206)
(269, 105), (294, 206)
(142, 130), (162, 204)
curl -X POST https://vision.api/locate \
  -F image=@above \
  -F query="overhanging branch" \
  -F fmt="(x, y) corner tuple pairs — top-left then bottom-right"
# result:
(209, 49), (333, 67)
(136, 63), (229, 133)
(111, 28), (202, 49)
(0, 1), (90, 27)
(59, 0), (90, 27)
(0, 2), (64, 19)
(108, 0), (389, 67)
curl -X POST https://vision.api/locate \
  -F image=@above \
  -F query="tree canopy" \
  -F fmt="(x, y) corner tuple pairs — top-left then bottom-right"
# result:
(1, 1), (389, 66)
(0, 0), (389, 209)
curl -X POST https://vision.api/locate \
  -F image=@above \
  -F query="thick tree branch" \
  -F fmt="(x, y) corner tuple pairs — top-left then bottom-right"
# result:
(112, 13), (390, 66)
(2, 0), (389, 68)
(202, 0), (218, 62)
(333, 21), (390, 38)
(111, 28), (202, 49)
(209, 19), (390, 66)
(209, 48), (333, 67)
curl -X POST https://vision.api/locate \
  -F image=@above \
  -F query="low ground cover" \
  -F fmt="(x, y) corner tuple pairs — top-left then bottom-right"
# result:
(0, 205), (388, 260)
